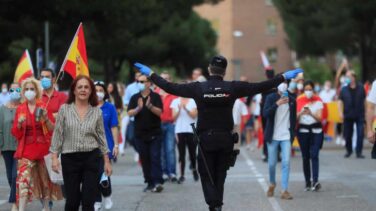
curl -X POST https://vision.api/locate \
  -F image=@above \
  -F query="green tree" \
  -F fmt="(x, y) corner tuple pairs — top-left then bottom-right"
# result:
(273, 0), (376, 81)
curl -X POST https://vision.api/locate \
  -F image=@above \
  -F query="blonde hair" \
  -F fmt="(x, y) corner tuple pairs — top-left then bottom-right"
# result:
(21, 77), (42, 101)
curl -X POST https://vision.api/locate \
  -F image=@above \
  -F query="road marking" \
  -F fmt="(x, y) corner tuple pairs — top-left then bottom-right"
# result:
(240, 149), (284, 211)
(336, 195), (359, 199)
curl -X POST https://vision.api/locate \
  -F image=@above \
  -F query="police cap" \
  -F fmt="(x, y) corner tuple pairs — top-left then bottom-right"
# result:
(210, 55), (227, 70)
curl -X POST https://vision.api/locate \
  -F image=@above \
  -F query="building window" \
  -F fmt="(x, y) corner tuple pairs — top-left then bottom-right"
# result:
(265, 0), (274, 6)
(266, 19), (277, 36)
(267, 48), (278, 63)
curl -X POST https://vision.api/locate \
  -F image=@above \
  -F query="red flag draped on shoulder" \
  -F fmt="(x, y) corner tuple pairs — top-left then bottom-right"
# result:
(60, 23), (89, 79)
(14, 50), (34, 83)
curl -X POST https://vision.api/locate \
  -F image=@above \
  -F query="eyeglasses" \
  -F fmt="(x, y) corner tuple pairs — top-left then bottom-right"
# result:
(94, 81), (105, 86)
(138, 80), (149, 84)
(9, 88), (21, 93)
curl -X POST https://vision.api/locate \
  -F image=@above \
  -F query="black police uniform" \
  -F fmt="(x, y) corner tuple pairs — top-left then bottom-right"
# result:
(150, 61), (284, 210)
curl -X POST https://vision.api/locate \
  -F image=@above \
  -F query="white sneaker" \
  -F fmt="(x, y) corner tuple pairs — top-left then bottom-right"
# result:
(104, 196), (113, 209)
(134, 153), (139, 162)
(94, 202), (102, 211)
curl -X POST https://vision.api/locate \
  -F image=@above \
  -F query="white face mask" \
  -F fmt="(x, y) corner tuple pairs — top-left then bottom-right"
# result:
(304, 90), (313, 99)
(277, 83), (287, 93)
(24, 90), (36, 101)
(297, 83), (304, 91)
(97, 92), (105, 101)
(1, 88), (7, 93)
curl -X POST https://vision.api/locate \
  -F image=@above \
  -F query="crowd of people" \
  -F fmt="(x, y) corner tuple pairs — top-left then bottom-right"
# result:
(0, 55), (375, 211)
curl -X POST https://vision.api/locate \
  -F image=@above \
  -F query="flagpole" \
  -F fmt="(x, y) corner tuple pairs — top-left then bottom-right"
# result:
(55, 22), (82, 83)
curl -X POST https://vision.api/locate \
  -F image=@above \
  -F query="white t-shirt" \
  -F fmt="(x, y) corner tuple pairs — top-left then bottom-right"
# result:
(251, 94), (262, 116)
(233, 99), (248, 126)
(170, 98), (197, 134)
(319, 89), (336, 103)
(273, 103), (291, 141)
(367, 80), (376, 105)
(299, 101), (323, 133)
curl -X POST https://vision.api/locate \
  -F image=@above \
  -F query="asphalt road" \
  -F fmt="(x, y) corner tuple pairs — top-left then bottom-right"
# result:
(0, 142), (375, 211)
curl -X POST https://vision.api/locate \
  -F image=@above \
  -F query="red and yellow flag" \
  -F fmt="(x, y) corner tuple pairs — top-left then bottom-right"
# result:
(60, 23), (89, 79)
(14, 50), (34, 83)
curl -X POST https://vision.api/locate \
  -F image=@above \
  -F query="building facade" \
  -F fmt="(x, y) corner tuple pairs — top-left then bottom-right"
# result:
(195, 0), (293, 81)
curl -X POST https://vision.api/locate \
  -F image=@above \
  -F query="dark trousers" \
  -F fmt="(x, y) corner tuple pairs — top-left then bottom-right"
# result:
(61, 149), (101, 211)
(343, 118), (364, 155)
(126, 120), (138, 152)
(95, 158), (112, 202)
(135, 136), (163, 186)
(2, 151), (16, 203)
(198, 149), (231, 208)
(298, 132), (322, 184)
(177, 133), (197, 176)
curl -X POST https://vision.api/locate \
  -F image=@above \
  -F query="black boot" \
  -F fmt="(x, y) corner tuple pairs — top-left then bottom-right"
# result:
(209, 206), (222, 211)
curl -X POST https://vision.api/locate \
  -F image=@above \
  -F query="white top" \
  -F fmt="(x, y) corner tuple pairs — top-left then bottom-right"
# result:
(233, 99), (248, 126)
(319, 89), (336, 103)
(367, 80), (376, 105)
(273, 103), (291, 141)
(0, 93), (10, 106)
(170, 98), (197, 134)
(252, 94), (262, 116)
(299, 101), (323, 133)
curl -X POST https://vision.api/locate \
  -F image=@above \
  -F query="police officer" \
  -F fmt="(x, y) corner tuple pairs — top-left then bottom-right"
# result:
(134, 56), (302, 211)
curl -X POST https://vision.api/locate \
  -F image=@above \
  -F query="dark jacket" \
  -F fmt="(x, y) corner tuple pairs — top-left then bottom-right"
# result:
(339, 83), (365, 120)
(150, 74), (284, 132)
(263, 92), (297, 143)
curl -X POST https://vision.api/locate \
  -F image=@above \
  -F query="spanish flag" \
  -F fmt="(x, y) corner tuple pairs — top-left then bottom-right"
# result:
(60, 23), (89, 79)
(14, 50), (34, 83)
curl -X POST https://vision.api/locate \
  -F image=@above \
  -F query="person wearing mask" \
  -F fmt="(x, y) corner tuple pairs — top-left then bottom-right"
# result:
(11, 78), (62, 211)
(366, 80), (376, 158)
(134, 56), (302, 211)
(50, 75), (112, 211)
(0, 83), (10, 105)
(0, 83), (21, 211)
(171, 94), (199, 183)
(127, 75), (164, 193)
(263, 82), (296, 200)
(296, 80), (324, 192)
(40, 68), (68, 122)
(94, 81), (119, 210)
(339, 70), (366, 158)
(158, 72), (178, 182)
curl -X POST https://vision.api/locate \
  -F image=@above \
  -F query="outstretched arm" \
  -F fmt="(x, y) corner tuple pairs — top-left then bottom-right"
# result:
(134, 63), (198, 98)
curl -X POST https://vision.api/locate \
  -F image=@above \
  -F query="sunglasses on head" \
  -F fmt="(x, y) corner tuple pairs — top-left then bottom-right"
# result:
(94, 81), (105, 86)
(9, 88), (21, 93)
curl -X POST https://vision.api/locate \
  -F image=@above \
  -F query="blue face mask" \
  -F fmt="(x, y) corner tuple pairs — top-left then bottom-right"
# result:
(344, 77), (351, 85)
(138, 83), (146, 91)
(314, 86), (321, 93)
(41, 78), (52, 89)
(10, 92), (21, 101)
(288, 81), (297, 90)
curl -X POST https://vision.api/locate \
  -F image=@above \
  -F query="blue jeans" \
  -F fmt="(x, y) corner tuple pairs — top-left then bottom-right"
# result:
(267, 141), (291, 191)
(298, 132), (322, 184)
(126, 120), (138, 152)
(136, 136), (164, 186)
(343, 118), (364, 155)
(161, 123), (176, 176)
(2, 151), (17, 203)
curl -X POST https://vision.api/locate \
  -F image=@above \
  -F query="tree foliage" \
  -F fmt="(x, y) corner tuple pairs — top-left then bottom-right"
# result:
(273, 0), (376, 81)
(0, 0), (218, 84)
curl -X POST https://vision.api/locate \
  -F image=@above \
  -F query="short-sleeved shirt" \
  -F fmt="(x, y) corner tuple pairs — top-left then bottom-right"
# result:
(299, 101), (323, 133)
(100, 102), (118, 159)
(367, 80), (376, 104)
(42, 90), (68, 122)
(128, 91), (163, 139)
(170, 98), (197, 133)
(0, 105), (17, 151)
(232, 99), (248, 126)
